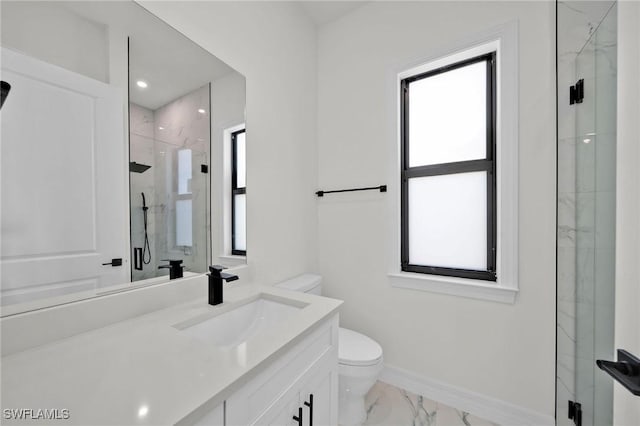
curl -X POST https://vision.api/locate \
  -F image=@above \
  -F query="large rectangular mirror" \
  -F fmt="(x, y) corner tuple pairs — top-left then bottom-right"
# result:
(0, 1), (247, 315)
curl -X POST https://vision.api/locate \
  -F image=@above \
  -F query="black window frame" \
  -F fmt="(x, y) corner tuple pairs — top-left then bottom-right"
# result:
(231, 128), (246, 256)
(400, 52), (497, 282)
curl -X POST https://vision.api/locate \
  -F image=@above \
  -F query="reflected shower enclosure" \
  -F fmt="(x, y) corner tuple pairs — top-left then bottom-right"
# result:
(0, 0), (245, 314)
(129, 85), (210, 281)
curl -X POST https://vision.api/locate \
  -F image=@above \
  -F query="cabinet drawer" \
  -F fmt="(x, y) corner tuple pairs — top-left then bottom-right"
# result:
(226, 315), (338, 426)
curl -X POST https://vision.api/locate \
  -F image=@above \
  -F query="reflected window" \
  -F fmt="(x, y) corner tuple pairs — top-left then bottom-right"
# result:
(176, 148), (193, 247)
(175, 199), (193, 247)
(177, 149), (192, 195)
(231, 129), (246, 255)
(400, 52), (496, 281)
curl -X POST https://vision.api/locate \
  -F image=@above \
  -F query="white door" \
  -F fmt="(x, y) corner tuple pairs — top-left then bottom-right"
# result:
(0, 47), (128, 307)
(614, 2), (640, 424)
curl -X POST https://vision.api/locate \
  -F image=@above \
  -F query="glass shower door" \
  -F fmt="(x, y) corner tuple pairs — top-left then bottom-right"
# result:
(129, 84), (211, 282)
(557, 2), (617, 426)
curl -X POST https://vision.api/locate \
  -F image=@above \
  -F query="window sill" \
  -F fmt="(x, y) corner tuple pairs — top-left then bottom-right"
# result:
(388, 272), (518, 304)
(217, 255), (247, 267)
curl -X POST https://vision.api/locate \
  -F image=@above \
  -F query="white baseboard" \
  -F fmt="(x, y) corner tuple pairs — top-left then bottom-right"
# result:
(380, 365), (555, 426)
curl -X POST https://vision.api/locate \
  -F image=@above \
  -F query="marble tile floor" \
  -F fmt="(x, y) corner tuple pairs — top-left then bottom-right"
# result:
(362, 382), (499, 426)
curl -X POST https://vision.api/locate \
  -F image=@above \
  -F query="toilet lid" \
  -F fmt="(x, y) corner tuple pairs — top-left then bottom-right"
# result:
(339, 327), (383, 367)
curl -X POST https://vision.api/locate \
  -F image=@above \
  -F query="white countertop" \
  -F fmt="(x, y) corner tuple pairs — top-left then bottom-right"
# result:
(0, 284), (342, 425)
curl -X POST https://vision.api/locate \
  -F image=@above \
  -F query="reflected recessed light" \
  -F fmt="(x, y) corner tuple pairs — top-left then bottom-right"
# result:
(137, 405), (149, 418)
(158, 126), (164, 130)
(583, 138), (591, 144)
(198, 109), (206, 114)
(136, 80), (148, 89)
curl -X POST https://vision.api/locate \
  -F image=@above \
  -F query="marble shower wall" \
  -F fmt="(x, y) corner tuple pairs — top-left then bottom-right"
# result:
(130, 103), (158, 281)
(129, 85), (210, 281)
(556, 2), (617, 426)
(153, 85), (210, 277)
(364, 382), (498, 426)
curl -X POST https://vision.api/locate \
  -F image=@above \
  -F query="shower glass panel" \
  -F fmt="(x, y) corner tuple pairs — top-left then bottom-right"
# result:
(557, 2), (617, 426)
(129, 85), (210, 281)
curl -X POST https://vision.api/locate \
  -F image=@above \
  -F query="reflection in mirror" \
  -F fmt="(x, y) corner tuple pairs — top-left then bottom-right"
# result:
(0, 1), (246, 315)
(129, 86), (211, 282)
(127, 21), (238, 282)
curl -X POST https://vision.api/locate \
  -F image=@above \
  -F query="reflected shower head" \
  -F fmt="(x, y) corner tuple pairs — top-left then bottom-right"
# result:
(129, 162), (151, 173)
(1, 81), (11, 110)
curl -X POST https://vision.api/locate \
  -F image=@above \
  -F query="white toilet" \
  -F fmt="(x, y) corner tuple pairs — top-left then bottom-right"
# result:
(276, 274), (383, 426)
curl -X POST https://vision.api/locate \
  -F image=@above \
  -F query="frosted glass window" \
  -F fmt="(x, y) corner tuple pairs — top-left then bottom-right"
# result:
(233, 194), (246, 252)
(231, 128), (246, 255)
(236, 131), (246, 188)
(400, 52), (496, 281)
(178, 149), (192, 195)
(176, 199), (193, 247)
(408, 61), (487, 167)
(408, 172), (487, 270)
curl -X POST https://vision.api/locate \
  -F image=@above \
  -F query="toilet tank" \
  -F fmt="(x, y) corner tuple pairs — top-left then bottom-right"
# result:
(275, 274), (322, 295)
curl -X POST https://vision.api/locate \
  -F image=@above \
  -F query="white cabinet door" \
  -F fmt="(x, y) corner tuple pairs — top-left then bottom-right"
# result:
(225, 316), (339, 426)
(226, 319), (335, 426)
(0, 47), (128, 306)
(300, 355), (339, 426)
(252, 391), (301, 426)
(252, 336), (338, 426)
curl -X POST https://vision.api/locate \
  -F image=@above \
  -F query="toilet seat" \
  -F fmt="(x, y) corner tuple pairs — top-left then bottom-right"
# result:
(338, 327), (383, 367)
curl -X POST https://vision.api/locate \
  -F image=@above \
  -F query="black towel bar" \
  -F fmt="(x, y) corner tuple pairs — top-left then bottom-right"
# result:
(315, 185), (387, 197)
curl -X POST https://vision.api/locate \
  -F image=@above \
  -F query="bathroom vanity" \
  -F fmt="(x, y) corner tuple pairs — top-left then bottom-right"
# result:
(0, 276), (341, 425)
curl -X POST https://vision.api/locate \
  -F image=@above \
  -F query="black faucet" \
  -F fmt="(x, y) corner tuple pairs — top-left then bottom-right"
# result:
(158, 259), (184, 280)
(208, 265), (238, 305)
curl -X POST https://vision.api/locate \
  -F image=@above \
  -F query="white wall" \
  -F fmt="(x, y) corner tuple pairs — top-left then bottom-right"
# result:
(614, 1), (640, 425)
(0, 1), (108, 82)
(139, 1), (318, 285)
(210, 72), (247, 265)
(317, 1), (556, 418)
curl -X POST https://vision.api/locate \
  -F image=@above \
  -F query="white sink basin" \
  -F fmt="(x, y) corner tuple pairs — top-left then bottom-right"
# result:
(176, 294), (306, 347)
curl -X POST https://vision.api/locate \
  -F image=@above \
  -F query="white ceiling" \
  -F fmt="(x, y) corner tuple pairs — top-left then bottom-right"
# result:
(297, 1), (367, 26)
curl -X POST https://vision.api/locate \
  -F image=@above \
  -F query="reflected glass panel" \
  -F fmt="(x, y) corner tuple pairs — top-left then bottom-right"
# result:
(130, 84), (210, 281)
(175, 199), (193, 247)
(178, 149), (192, 195)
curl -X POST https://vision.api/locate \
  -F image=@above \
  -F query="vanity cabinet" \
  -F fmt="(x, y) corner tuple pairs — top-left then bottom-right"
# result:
(194, 314), (338, 426)
(252, 353), (336, 426)
(193, 404), (224, 425)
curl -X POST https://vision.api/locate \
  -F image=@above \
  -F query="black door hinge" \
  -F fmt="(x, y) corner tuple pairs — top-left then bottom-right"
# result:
(568, 401), (582, 426)
(570, 79), (584, 105)
(201, 164), (209, 174)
